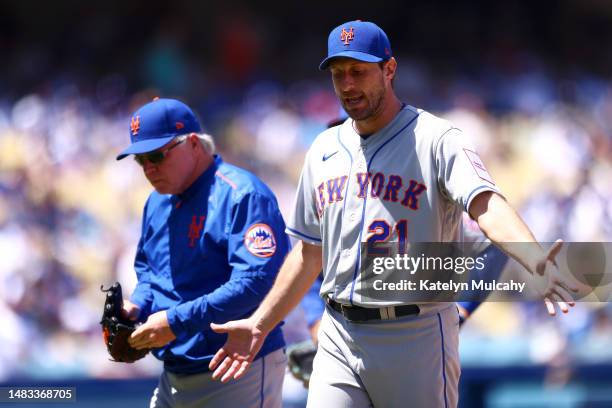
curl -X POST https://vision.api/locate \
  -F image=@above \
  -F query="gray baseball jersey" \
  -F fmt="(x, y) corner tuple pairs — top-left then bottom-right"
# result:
(286, 104), (501, 308)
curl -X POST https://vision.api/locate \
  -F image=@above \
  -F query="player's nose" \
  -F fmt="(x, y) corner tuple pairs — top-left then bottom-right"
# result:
(142, 160), (158, 174)
(337, 79), (357, 95)
(333, 72), (355, 91)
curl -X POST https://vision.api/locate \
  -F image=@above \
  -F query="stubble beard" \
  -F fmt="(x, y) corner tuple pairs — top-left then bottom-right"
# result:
(343, 84), (386, 122)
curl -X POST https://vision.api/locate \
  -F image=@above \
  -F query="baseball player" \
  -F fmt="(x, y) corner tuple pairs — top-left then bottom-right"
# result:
(294, 113), (510, 346)
(116, 98), (289, 408)
(208, 21), (577, 407)
(296, 116), (510, 340)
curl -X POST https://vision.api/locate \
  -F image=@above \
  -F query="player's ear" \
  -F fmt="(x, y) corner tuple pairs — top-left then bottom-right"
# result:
(188, 133), (199, 149)
(384, 57), (397, 80)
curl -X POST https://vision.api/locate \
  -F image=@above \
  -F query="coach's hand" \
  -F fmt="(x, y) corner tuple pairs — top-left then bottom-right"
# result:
(122, 299), (141, 321)
(209, 318), (268, 382)
(535, 239), (579, 316)
(129, 310), (176, 349)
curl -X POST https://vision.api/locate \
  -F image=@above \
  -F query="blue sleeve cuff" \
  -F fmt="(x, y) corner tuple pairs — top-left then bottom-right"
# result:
(166, 303), (195, 342)
(130, 284), (153, 321)
(130, 294), (147, 309)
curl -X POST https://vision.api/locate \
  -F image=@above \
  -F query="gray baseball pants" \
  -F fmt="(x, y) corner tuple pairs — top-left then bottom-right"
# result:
(307, 304), (460, 408)
(150, 348), (287, 408)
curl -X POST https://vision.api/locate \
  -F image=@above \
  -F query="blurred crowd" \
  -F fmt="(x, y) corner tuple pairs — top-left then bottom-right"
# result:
(1, 40), (612, 387)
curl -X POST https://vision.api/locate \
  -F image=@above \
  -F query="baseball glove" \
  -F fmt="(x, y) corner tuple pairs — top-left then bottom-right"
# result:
(100, 282), (150, 363)
(286, 340), (317, 388)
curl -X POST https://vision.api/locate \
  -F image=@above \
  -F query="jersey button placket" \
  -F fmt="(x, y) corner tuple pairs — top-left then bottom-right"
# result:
(341, 144), (363, 259)
(361, 144), (368, 170)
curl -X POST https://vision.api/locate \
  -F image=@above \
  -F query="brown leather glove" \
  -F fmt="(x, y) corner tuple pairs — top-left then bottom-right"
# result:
(100, 282), (150, 363)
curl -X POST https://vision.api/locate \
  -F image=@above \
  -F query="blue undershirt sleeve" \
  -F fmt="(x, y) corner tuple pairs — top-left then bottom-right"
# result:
(458, 243), (509, 315)
(301, 274), (324, 328)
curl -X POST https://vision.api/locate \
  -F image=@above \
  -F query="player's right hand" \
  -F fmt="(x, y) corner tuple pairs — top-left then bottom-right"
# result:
(209, 318), (268, 382)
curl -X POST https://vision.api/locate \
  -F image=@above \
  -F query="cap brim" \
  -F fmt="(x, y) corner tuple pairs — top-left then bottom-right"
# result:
(115, 136), (175, 160)
(319, 51), (384, 70)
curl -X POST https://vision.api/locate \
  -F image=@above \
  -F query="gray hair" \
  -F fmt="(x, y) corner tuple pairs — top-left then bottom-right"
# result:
(196, 132), (216, 155)
(177, 132), (216, 154)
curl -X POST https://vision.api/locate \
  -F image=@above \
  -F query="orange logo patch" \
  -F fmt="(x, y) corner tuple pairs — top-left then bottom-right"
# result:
(176, 122), (184, 130)
(130, 115), (140, 135)
(244, 224), (277, 258)
(340, 27), (354, 45)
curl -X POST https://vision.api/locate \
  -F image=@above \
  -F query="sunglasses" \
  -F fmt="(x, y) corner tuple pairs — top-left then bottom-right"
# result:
(134, 137), (186, 166)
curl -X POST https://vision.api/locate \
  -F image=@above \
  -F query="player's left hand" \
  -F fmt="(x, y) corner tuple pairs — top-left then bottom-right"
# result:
(129, 310), (176, 349)
(534, 239), (579, 316)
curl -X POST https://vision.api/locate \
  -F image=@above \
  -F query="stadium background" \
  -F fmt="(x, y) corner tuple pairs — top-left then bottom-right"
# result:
(1, 1), (611, 407)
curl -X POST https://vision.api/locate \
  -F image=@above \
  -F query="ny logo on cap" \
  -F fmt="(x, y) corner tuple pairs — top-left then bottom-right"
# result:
(340, 27), (354, 45)
(130, 115), (140, 136)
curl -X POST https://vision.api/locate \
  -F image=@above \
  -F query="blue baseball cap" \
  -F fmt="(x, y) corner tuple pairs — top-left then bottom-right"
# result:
(116, 98), (202, 160)
(319, 20), (392, 70)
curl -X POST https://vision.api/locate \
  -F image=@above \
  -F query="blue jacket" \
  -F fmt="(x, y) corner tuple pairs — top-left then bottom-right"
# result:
(131, 155), (288, 374)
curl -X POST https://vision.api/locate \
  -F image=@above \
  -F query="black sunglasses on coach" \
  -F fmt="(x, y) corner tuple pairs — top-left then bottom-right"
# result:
(134, 138), (186, 166)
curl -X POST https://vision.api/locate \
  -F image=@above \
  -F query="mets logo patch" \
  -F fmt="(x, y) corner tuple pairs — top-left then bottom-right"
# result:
(244, 223), (277, 258)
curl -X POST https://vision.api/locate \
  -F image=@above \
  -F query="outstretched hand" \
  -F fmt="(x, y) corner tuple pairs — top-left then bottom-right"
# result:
(535, 239), (579, 316)
(209, 318), (268, 382)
